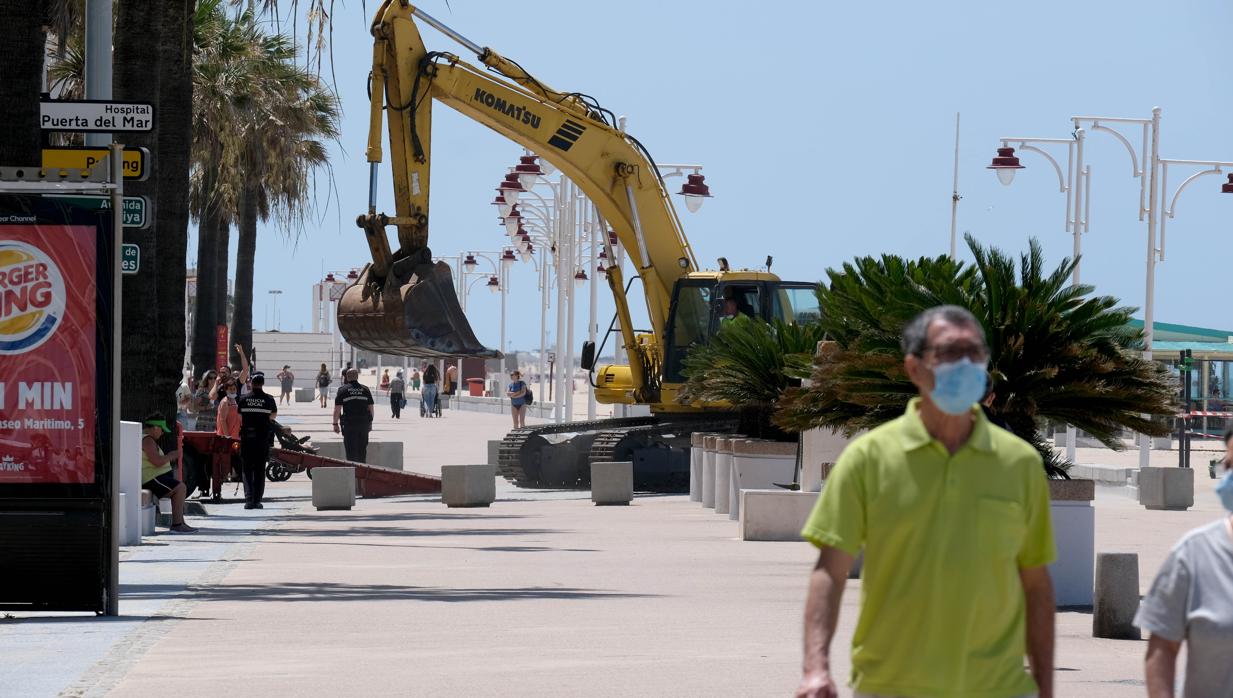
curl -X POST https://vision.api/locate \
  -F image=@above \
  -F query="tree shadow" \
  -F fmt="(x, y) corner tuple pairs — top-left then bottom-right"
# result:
(0, 613), (209, 624)
(119, 581), (656, 604)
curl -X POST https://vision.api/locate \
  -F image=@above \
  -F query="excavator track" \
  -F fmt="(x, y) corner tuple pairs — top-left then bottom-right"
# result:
(498, 414), (739, 490)
(588, 416), (740, 491)
(498, 416), (658, 487)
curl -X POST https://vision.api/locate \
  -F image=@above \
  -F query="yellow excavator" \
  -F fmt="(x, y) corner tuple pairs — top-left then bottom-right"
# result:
(339, 2), (820, 488)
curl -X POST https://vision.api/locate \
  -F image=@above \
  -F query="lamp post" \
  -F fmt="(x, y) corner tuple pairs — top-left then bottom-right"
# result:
(490, 144), (711, 422)
(989, 107), (1233, 467)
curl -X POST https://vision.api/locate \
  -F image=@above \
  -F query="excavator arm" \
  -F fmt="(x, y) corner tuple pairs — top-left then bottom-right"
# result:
(340, 1), (701, 399)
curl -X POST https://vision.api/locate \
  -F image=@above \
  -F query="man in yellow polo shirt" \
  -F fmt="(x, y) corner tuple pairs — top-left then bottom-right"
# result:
(796, 305), (1056, 698)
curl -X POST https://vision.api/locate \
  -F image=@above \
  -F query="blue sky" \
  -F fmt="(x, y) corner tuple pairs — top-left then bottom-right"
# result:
(213, 0), (1233, 351)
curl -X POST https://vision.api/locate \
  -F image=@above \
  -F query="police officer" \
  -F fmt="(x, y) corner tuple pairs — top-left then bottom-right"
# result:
(334, 368), (374, 462)
(237, 371), (277, 509)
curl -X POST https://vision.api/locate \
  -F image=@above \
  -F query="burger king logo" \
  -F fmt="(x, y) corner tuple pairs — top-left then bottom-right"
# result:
(0, 241), (65, 354)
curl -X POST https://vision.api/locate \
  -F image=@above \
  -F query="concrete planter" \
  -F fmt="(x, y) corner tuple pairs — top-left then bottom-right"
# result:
(294, 387), (316, 402)
(800, 428), (857, 492)
(729, 439), (797, 520)
(701, 435), (720, 508)
(1048, 478), (1095, 607)
(1138, 467), (1194, 511)
(739, 489), (819, 541)
(714, 439), (735, 516)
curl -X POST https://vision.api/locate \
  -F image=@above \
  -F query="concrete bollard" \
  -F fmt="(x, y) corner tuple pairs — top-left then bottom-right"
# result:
(702, 435), (719, 508)
(442, 464), (496, 507)
(1093, 553), (1141, 640)
(689, 432), (707, 502)
(312, 467), (357, 510)
(591, 461), (634, 505)
(714, 439), (733, 516)
(1139, 467), (1194, 511)
(487, 440), (503, 467)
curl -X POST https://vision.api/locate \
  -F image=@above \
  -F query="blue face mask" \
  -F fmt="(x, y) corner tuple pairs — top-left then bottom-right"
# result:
(1216, 469), (1233, 513)
(929, 357), (988, 416)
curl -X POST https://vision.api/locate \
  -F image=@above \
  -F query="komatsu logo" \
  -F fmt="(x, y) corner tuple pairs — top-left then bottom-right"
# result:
(472, 88), (542, 129)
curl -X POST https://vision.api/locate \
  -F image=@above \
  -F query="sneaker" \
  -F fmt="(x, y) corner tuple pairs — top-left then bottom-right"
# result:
(244, 503), (256, 510)
(254, 502), (264, 509)
(169, 523), (197, 533)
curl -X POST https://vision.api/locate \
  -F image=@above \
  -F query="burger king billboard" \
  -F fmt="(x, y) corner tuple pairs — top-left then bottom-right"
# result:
(0, 211), (101, 486)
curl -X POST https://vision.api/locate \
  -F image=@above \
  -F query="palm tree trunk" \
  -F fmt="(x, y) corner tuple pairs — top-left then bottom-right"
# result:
(190, 200), (221, 375)
(114, 0), (162, 421)
(230, 187), (258, 369)
(0, 1), (46, 166)
(151, 0), (194, 417)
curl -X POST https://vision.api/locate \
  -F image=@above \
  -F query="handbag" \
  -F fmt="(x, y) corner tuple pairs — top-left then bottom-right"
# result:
(400, 396), (407, 409)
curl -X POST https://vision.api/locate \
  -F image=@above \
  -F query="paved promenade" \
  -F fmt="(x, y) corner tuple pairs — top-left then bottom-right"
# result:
(1, 398), (1224, 696)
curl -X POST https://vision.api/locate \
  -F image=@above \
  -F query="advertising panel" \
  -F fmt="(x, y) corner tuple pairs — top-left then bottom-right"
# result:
(0, 225), (97, 484)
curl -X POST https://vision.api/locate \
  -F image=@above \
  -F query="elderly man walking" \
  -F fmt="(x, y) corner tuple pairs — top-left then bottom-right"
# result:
(796, 305), (1056, 698)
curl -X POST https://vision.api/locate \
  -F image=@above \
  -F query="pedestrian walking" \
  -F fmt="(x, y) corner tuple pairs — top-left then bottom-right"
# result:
(796, 305), (1055, 698)
(316, 363), (332, 407)
(236, 372), (277, 509)
(388, 370), (406, 419)
(140, 414), (196, 533)
(380, 369), (391, 394)
(334, 368), (374, 462)
(507, 370), (529, 428)
(411, 368), (421, 392)
(420, 362), (440, 417)
(277, 365), (296, 405)
(1135, 424), (1233, 697)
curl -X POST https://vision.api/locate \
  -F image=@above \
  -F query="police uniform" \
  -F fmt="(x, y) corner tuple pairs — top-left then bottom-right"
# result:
(237, 374), (278, 508)
(335, 379), (374, 462)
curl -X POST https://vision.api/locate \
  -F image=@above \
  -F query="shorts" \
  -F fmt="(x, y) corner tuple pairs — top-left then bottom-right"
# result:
(143, 471), (180, 499)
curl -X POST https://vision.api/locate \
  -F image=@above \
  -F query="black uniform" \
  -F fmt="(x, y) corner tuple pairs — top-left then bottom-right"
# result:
(335, 380), (374, 463)
(237, 388), (278, 506)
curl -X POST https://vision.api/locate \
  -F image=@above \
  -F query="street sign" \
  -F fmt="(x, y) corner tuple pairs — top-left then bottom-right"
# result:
(46, 195), (149, 229)
(42, 146), (150, 181)
(40, 99), (155, 133)
(121, 243), (139, 274)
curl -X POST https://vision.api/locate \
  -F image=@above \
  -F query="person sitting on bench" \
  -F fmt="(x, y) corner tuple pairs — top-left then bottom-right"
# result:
(141, 414), (197, 533)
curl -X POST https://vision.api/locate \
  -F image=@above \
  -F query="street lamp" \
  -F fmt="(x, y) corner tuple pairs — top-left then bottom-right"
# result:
(492, 193), (513, 218)
(463, 253), (478, 270)
(268, 289), (283, 331)
(514, 155), (545, 190)
(497, 173), (523, 206)
(501, 248), (518, 268)
(987, 147), (1025, 186)
(502, 205), (522, 236)
(520, 242), (534, 263)
(574, 269), (588, 287)
(677, 173), (712, 213)
(486, 275), (500, 293)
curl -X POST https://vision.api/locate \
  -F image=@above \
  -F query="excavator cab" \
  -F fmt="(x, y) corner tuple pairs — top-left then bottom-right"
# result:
(661, 275), (819, 383)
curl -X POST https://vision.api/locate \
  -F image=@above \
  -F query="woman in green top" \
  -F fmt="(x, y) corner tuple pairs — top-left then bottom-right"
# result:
(141, 414), (196, 533)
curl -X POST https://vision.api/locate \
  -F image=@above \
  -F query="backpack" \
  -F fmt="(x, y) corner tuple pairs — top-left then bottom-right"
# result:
(524, 387), (534, 406)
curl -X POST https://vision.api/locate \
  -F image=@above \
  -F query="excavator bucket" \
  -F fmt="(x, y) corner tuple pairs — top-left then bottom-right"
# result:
(337, 261), (501, 359)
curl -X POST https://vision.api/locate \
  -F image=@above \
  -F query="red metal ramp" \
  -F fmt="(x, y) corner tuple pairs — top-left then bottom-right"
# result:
(182, 432), (441, 497)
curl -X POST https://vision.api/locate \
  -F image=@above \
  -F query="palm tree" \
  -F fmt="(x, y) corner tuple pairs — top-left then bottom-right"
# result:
(187, 6), (338, 372)
(774, 234), (1180, 474)
(679, 315), (827, 440)
(229, 34), (339, 367)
